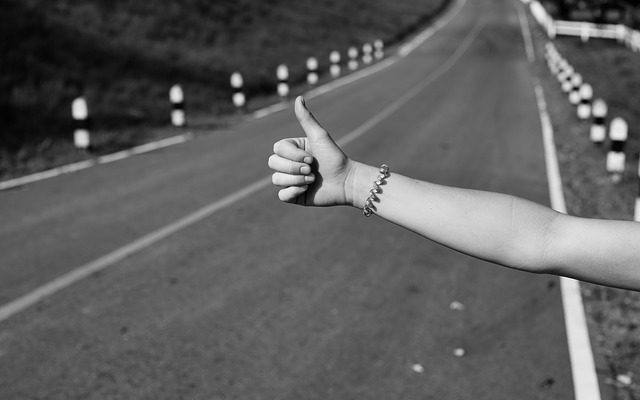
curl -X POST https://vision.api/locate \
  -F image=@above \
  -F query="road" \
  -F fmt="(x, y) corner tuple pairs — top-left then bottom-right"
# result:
(1, 0), (582, 398)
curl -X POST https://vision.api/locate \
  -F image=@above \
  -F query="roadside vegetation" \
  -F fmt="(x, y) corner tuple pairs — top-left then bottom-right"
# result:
(0, 0), (448, 179)
(527, 5), (640, 398)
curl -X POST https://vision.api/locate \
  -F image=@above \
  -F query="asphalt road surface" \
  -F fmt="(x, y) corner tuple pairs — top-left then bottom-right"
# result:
(0, 0), (582, 398)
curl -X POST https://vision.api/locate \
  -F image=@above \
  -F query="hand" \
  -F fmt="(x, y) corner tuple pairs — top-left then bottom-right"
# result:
(268, 96), (355, 206)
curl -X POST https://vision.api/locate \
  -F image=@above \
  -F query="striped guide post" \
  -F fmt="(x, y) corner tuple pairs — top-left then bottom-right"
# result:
(348, 47), (359, 71)
(72, 96), (90, 150)
(230, 72), (246, 110)
(560, 66), (574, 92)
(169, 84), (186, 127)
(635, 160), (640, 222)
(329, 51), (341, 78)
(362, 43), (373, 65)
(306, 57), (319, 85)
(577, 83), (592, 120)
(277, 64), (289, 98)
(606, 117), (628, 182)
(374, 39), (384, 60)
(590, 99), (607, 145)
(569, 74), (583, 105)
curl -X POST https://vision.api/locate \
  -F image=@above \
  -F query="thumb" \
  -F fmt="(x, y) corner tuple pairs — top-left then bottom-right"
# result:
(294, 96), (332, 143)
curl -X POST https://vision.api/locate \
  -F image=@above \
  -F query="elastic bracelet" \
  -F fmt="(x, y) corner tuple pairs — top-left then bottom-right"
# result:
(363, 164), (390, 217)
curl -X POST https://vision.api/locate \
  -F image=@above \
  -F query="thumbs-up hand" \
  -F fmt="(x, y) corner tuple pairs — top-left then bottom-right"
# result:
(268, 96), (354, 206)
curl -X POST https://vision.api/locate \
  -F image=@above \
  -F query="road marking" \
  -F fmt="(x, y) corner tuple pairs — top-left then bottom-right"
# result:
(2, 0), (468, 190)
(0, 18), (482, 325)
(515, 0), (536, 62)
(533, 84), (602, 400)
(0, 134), (192, 191)
(252, 0), (468, 120)
(520, 1), (601, 395)
(398, 0), (468, 57)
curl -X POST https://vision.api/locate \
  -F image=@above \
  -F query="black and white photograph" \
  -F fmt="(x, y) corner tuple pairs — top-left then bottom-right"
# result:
(1, 0), (640, 398)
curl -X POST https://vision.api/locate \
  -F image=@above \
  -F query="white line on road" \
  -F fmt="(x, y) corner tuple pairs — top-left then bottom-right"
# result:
(533, 84), (602, 400)
(2, 0), (468, 191)
(515, 0), (536, 62)
(0, 134), (192, 191)
(0, 17), (482, 325)
(252, 0), (468, 120)
(519, 1), (601, 395)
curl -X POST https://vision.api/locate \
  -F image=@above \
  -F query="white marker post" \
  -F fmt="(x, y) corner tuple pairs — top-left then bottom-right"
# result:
(362, 43), (373, 65)
(72, 97), (90, 150)
(230, 72), (246, 110)
(374, 39), (384, 60)
(577, 83), (593, 120)
(561, 67), (574, 92)
(306, 57), (319, 85)
(169, 84), (186, 127)
(348, 47), (359, 71)
(590, 99), (607, 145)
(606, 117), (628, 182)
(329, 51), (341, 78)
(569, 74), (583, 105)
(277, 64), (289, 98)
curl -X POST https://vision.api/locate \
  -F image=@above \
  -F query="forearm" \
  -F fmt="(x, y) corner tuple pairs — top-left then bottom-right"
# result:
(346, 161), (560, 273)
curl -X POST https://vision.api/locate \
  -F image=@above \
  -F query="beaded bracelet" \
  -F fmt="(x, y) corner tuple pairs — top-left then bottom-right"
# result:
(363, 164), (390, 217)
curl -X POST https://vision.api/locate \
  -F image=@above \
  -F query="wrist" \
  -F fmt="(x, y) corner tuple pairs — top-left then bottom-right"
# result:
(344, 161), (380, 209)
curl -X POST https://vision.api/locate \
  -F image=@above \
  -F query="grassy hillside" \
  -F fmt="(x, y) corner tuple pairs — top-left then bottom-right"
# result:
(0, 0), (448, 174)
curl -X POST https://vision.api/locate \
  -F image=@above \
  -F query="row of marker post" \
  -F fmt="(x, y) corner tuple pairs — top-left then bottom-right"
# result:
(71, 40), (385, 150)
(544, 42), (639, 221)
(230, 40), (385, 108)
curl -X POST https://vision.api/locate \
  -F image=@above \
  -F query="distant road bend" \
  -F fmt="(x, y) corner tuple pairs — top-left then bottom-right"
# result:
(0, 0), (602, 398)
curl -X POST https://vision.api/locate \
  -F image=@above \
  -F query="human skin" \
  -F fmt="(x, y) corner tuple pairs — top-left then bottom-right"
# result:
(268, 96), (640, 291)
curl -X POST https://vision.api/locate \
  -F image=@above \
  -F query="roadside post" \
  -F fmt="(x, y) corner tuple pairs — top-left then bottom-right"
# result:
(577, 83), (592, 120)
(72, 97), (90, 150)
(230, 72), (246, 111)
(169, 84), (186, 127)
(277, 64), (290, 98)
(329, 51), (341, 78)
(590, 99), (607, 145)
(606, 117), (628, 182)
(306, 57), (319, 85)
(348, 47), (359, 70)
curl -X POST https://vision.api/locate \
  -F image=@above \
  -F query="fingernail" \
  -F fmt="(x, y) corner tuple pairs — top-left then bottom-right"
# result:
(304, 156), (313, 164)
(305, 174), (315, 183)
(300, 165), (311, 174)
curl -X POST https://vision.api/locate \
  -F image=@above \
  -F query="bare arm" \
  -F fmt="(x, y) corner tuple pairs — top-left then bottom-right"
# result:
(347, 161), (640, 290)
(268, 97), (640, 291)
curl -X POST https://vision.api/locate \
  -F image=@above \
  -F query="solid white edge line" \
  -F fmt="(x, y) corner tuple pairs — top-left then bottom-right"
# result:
(0, 133), (192, 191)
(251, 0), (468, 120)
(1, 0), (468, 191)
(0, 13), (479, 324)
(534, 84), (602, 400)
(515, 0), (536, 62)
(519, 1), (601, 396)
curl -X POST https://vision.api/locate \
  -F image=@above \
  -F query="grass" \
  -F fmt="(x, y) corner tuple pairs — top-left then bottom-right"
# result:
(528, 14), (640, 399)
(0, 0), (449, 180)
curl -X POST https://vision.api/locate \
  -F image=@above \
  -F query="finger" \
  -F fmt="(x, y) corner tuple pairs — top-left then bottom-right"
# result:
(272, 172), (315, 187)
(273, 139), (314, 164)
(278, 185), (309, 203)
(294, 96), (330, 142)
(268, 154), (312, 175)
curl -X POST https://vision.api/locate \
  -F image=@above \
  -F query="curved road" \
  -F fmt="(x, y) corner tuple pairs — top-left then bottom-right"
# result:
(0, 0), (590, 398)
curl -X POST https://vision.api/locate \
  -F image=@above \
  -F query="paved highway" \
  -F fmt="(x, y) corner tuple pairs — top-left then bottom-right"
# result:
(1, 0), (582, 398)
